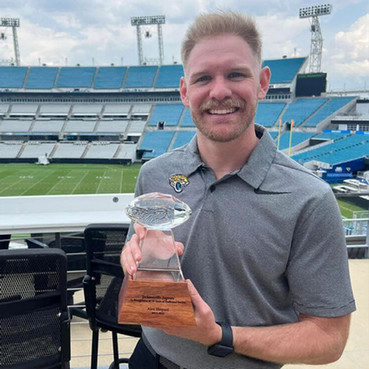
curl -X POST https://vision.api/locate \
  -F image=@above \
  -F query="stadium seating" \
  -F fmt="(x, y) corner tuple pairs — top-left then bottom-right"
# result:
(39, 104), (71, 116)
(9, 103), (39, 116)
(140, 131), (174, 159)
(64, 120), (97, 132)
(0, 141), (23, 158)
(303, 97), (355, 127)
(180, 108), (195, 127)
(172, 131), (196, 149)
(313, 131), (351, 140)
(32, 120), (65, 133)
(255, 102), (286, 127)
(71, 104), (103, 117)
(263, 57), (307, 84)
(25, 67), (58, 89)
(96, 120), (129, 133)
(94, 67), (127, 89)
(103, 104), (131, 117)
(276, 131), (317, 151)
(52, 142), (87, 159)
(0, 104), (9, 116)
(281, 98), (328, 126)
(292, 133), (369, 165)
(84, 142), (120, 159)
(115, 143), (137, 161)
(0, 66), (27, 88)
(57, 67), (96, 88)
(0, 120), (32, 132)
(127, 120), (146, 135)
(20, 142), (56, 158)
(155, 65), (183, 88)
(124, 66), (157, 88)
(148, 104), (184, 127)
(131, 104), (152, 115)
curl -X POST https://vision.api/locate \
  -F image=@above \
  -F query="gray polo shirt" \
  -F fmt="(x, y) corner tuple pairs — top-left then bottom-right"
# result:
(132, 125), (355, 369)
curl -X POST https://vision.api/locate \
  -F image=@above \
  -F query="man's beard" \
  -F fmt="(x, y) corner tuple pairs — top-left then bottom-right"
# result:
(191, 97), (257, 143)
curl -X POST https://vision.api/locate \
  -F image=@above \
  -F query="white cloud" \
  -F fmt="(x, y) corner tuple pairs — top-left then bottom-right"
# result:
(323, 13), (369, 90)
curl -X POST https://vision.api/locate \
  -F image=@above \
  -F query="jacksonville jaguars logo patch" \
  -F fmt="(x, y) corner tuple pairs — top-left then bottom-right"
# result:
(169, 174), (190, 193)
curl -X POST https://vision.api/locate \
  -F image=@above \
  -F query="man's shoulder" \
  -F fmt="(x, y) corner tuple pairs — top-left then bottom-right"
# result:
(268, 150), (331, 194)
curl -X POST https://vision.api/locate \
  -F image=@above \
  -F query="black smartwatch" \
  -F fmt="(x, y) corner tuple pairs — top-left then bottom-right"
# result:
(207, 321), (234, 357)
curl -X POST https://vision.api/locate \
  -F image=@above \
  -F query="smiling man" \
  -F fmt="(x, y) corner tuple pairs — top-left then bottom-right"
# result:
(121, 11), (355, 369)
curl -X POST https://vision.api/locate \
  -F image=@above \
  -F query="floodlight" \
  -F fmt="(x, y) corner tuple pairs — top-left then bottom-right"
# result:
(299, 4), (332, 73)
(299, 4), (332, 19)
(131, 15), (166, 65)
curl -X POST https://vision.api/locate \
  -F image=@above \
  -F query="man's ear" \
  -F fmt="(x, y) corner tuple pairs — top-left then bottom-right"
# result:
(257, 66), (271, 100)
(180, 77), (189, 107)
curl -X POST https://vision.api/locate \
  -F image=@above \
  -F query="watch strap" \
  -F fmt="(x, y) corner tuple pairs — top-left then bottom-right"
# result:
(207, 321), (234, 357)
(217, 321), (233, 347)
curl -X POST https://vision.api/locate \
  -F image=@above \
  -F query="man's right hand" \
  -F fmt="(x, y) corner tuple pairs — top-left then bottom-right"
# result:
(121, 223), (145, 276)
(120, 223), (185, 276)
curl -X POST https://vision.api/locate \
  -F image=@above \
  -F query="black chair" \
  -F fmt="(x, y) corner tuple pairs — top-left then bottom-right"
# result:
(83, 223), (142, 369)
(25, 233), (87, 319)
(0, 248), (70, 369)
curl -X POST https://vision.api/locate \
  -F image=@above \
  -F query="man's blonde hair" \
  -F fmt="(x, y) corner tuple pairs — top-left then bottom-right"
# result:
(181, 11), (262, 68)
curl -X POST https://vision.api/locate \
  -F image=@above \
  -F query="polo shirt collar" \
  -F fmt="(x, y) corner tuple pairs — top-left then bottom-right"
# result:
(182, 124), (277, 189)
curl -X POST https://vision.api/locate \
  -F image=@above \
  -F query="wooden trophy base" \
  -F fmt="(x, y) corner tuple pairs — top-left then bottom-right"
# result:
(118, 276), (196, 327)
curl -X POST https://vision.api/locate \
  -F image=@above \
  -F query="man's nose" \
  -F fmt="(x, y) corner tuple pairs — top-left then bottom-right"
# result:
(209, 77), (232, 101)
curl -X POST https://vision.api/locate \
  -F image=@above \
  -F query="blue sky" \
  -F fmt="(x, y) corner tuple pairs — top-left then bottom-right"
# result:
(0, 0), (368, 92)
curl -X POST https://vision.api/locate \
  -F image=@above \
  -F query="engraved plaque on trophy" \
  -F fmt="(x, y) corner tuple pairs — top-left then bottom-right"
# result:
(118, 192), (196, 327)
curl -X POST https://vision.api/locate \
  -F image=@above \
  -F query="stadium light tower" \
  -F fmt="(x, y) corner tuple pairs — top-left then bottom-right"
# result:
(0, 18), (20, 66)
(299, 4), (332, 73)
(131, 15), (165, 65)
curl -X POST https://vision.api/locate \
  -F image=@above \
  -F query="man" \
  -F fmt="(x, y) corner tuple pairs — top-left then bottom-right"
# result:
(121, 11), (355, 369)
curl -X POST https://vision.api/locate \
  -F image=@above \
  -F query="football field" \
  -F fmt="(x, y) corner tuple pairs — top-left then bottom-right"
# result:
(0, 163), (142, 197)
(0, 163), (365, 218)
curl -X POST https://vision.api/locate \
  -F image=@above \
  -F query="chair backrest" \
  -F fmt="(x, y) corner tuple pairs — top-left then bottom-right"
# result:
(0, 248), (70, 369)
(83, 223), (141, 336)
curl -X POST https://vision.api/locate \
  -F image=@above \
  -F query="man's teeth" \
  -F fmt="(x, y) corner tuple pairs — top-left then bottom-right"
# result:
(208, 108), (236, 114)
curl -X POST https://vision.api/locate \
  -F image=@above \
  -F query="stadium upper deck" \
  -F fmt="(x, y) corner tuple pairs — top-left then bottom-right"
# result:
(0, 56), (367, 181)
(0, 57), (306, 91)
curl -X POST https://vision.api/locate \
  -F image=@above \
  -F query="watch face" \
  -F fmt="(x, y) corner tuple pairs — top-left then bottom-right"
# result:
(207, 344), (234, 357)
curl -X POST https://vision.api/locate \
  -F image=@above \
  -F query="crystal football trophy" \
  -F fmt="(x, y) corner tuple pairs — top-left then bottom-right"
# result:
(118, 192), (196, 327)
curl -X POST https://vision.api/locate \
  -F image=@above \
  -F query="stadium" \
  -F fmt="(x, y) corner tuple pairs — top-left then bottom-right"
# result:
(0, 6), (368, 369)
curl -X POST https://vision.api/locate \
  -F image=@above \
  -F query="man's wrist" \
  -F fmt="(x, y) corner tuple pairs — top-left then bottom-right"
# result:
(207, 322), (234, 357)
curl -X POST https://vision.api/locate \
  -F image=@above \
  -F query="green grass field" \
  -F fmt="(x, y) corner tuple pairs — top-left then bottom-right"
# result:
(0, 163), (366, 218)
(0, 163), (142, 196)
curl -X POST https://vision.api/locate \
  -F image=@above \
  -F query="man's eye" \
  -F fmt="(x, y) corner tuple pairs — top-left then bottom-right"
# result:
(195, 76), (211, 83)
(228, 72), (245, 79)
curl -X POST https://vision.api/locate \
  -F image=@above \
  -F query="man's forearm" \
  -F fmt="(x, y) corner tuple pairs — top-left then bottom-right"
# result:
(232, 314), (350, 365)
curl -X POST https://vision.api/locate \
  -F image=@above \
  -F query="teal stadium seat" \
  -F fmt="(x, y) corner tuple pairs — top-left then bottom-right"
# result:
(255, 102), (286, 127)
(180, 108), (195, 127)
(263, 57), (306, 84)
(281, 98), (327, 126)
(57, 67), (96, 88)
(303, 97), (355, 127)
(155, 65), (184, 88)
(0, 66), (27, 88)
(140, 131), (174, 159)
(94, 67), (127, 89)
(276, 132), (316, 150)
(25, 67), (58, 89)
(172, 131), (196, 149)
(124, 66), (157, 88)
(148, 104), (184, 127)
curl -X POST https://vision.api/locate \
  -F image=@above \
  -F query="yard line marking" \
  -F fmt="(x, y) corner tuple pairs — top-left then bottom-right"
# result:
(19, 170), (57, 196)
(120, 167), (123, 193)
(46, 168), (77, 195)
(96, 169), (107, 194)
(0, 169), (39, 195)
(70, 170), (90, 194)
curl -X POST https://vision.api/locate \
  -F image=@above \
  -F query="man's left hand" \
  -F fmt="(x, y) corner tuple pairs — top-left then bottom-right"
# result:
(158, 279), (222, 346)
